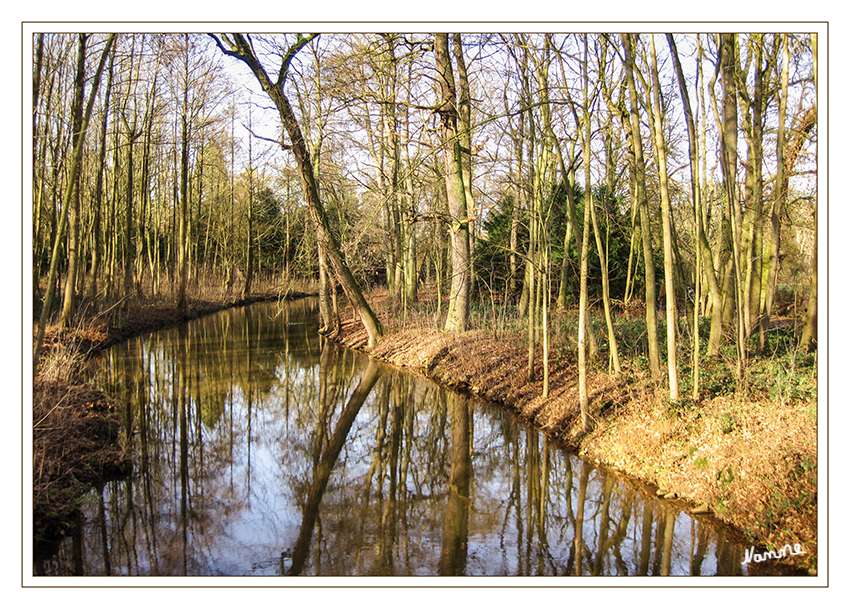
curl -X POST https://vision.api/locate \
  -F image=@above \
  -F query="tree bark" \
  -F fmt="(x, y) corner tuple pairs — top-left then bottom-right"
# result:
(212, 33), (384, 347)
(434, 33), (471, 333)
(800, 34), (818, 352)
(59, 34), (89, 327)
(452, 33), (476, 279)
(667, 34), (724, 364)
(719, 33), (747, 378)
(176, 35), (191, 313)
(86, 51), (115, 301)
(621, 34), (661, 379)
(649, 35), (679, 400)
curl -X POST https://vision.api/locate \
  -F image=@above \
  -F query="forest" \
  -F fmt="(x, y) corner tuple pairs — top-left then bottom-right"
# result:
(31, 31), (819, 572)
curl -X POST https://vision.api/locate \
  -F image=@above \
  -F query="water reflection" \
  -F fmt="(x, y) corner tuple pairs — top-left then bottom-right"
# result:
(35, 299), (775, 576)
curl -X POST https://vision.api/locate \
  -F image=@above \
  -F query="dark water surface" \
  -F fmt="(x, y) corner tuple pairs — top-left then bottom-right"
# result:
(34, 299), (784, 576)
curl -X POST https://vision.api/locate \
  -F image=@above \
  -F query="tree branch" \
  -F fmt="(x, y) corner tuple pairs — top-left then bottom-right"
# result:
(278, 34), (320, 89)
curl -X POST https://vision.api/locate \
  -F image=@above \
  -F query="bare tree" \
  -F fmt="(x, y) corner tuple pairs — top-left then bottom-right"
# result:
(434, 33), (471, 332)
(211, 33), (384, 347)
(621, 33), (661, 379)
(648, 35), (679, 400)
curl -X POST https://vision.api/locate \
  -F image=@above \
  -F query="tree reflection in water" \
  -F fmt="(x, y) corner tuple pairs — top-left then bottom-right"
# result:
(35, 299), (773, 576)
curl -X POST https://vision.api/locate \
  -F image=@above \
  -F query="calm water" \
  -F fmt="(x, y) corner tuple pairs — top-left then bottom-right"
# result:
(34, 299), (785, 576)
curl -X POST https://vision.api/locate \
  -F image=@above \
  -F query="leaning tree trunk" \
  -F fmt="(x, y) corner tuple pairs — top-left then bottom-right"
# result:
(667, 34), (724, 371)
(212, 34), (384, 347)
(34, 34), (115, 371)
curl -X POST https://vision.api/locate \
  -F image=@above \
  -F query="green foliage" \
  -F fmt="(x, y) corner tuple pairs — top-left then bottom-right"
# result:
(474, 196), (526, 296)
(716, 466), (735, 487)
(746, 324), (817, 404)
(715, 411), (739, 434)
(474, 181), (638, 306)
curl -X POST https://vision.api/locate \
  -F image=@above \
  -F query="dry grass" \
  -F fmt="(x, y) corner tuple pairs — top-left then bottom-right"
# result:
(579, 390), (817, 570)
(32, 378), (128, 545)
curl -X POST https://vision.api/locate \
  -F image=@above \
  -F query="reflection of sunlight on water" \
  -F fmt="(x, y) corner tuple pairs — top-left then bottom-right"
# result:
(35, 299), (787, 576)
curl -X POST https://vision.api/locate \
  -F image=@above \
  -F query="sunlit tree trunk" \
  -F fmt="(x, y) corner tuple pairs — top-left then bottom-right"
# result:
(739, 37), (766, 346)
(648, 35), (679, 400)
(86, 52), (115, 302)
(555, 143), (576, 309)
(119, 36), (145, 304)
(575, 36), (595, 431)
(587, 40), (621, 376)
(176, 35), (191, 313)
(719, 33), (746, 379)
(800, 207), (817, 351)
(549, 38), (599, 361)
(800, 34), (818, 352)
(452, 33), (476, 282)
(528, 35), (557, 395)
(621, 33), (661, 379)
(762, 34), (789, 344)
(668, 35), (724, 368)
(401, 57), (420, 305)
(32, 34), (46, 298)
(434, 33), (471, 333)
(242, 106), (255, 297)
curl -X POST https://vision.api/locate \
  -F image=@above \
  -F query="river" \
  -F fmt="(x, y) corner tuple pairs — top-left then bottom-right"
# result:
(33, 298), (788, 576)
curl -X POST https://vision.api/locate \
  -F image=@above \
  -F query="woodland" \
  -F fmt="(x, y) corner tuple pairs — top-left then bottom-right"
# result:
(31, 32), (818, 570)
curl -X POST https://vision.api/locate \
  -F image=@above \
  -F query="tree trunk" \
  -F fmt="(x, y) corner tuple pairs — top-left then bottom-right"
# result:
(586, 43), (621, 376)
(719, 33), (746, 379)
(621, 34), (661, 379)
(667, 34), (724, 367)
(452, 33), (476, 283)
(86, 51), (114, 302)
(649, 36), (679, 401)
(434, 33), (471, 333)
(213, 34), (384, 347)
(243, 107), (255, 298)
(800, 34), (818, 352)
(176, 43), (190, 313)
(800, 206), (817, 351)
(59, 34), (89, 327)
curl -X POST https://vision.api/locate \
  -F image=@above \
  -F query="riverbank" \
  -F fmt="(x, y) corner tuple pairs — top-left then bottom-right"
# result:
(32, 291), (309, 549)
(325, 294), (818, 575)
